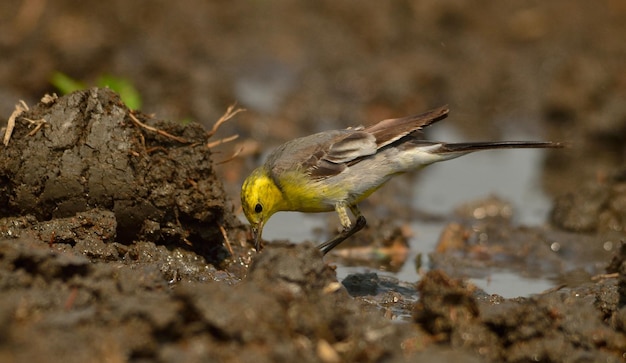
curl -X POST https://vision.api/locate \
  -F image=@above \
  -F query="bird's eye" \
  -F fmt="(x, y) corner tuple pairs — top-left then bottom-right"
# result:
(254, 203), (263, 213)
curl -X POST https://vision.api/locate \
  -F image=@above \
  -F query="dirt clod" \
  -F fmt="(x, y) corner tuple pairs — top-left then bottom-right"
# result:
(0, 88), (240, 263)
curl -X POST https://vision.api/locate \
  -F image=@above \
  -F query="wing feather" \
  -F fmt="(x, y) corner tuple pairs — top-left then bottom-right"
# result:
(325, 132), (377, 163)
(266, 105), (449, 183)
(365, 105), (448, 148)
(267, 129), (378, 182)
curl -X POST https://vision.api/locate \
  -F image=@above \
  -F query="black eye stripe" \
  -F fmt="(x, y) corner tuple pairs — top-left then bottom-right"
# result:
(254, 204), (263, 213)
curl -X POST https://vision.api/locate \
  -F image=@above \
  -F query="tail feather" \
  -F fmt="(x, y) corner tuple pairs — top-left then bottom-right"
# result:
(438, 141), (564, 153)
(396, 140), (564, 166)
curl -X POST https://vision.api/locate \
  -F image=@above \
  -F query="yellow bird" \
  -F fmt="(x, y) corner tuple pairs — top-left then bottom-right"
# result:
(241, 106), (561, 254)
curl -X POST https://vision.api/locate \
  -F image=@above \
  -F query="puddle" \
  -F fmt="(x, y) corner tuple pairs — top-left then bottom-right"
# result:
(413, 123), (554, 226)
(262, 210), (326, 242)
(468, 271), (555, 298)
(406, 124), (558, 296)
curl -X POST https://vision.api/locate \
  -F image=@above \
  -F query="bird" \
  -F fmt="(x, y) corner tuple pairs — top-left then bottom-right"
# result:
(241, 105), (562, 255)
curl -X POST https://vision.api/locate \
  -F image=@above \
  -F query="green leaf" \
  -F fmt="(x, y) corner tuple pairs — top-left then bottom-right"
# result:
(50, 72), (86, 95)
(97, 75), (142, 110)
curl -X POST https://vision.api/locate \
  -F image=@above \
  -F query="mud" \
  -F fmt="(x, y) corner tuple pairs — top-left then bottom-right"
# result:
(416, 268), (625, 363)
(0, 89), (242, 267)
(0, 89), (623, 363)
(2, 1), (626, 362)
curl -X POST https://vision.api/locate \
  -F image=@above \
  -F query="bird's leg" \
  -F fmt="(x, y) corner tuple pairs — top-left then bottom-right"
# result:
(318, 202), (367, 255)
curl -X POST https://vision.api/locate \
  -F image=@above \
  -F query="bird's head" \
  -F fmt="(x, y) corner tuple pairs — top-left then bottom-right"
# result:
(241, 167), (287, 251)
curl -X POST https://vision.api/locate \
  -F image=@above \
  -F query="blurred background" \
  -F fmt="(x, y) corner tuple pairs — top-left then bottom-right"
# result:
(1, 1), (625, 291)
(2, 0), (624, 187)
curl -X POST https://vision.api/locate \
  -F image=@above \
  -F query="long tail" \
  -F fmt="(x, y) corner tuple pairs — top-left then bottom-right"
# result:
(397, 140), (564, 167)
(437, 141), (564, 153)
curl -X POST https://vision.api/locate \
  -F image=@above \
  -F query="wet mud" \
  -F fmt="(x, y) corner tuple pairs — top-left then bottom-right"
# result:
(1, 89), (241, 266)
(0, 89), (623, 362)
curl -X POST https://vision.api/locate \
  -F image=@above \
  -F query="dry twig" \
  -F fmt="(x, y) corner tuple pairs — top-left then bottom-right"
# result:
(206, 104), (246, 165)
(23, 117), (48, 136)
(128, 112), (189, 144)
(216, 146), (245, 165)
(539, 284), (567, 295)
(41, 93), (58, 105)
(3, 100), (29, 146)
(219, 224), (234, 256)
(206, 104), (245, 138)
(206, 134), (239, 149)
(590, 272), (619, 281)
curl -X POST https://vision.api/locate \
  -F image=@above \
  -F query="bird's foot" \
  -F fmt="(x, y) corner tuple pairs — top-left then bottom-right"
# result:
(318, 216), (367, 255)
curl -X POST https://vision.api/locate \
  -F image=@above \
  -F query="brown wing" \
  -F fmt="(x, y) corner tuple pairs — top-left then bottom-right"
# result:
(267, 105), (449, 183)
(307, 130), (377, 179)
(365, 105), (449, 148)
(267, 129), (378, 181)
(308, 105), (449, 179)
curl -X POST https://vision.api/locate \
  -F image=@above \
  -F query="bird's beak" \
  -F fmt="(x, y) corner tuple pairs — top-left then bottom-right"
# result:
(252, 221), (264, 252)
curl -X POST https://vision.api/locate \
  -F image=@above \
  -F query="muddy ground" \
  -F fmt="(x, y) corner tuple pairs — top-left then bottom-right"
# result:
(1, 1), (626, 362)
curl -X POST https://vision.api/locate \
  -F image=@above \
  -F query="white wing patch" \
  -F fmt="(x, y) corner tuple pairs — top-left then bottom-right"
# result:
(325, 131), (377, 164)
